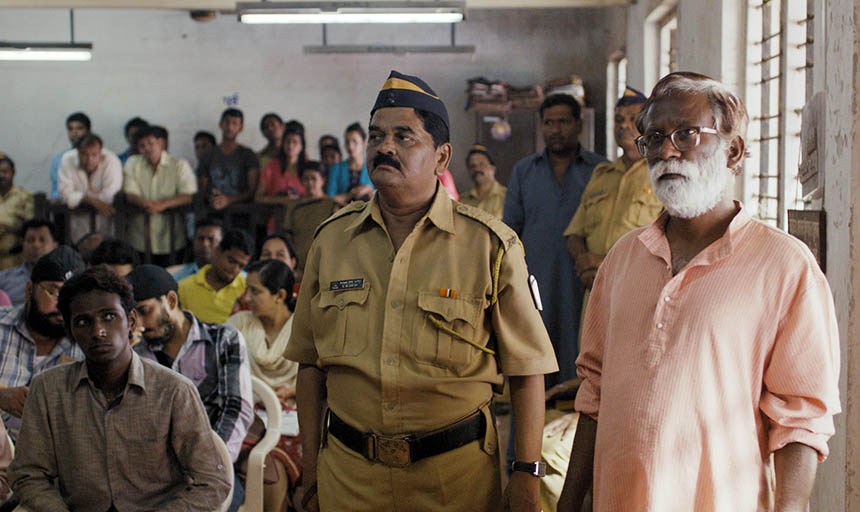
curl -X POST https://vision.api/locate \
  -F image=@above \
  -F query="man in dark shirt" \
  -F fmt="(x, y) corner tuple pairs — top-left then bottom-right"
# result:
(197, 108), (259, 211)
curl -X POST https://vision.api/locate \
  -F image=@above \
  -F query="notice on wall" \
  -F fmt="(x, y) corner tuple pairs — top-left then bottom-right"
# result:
(787, 209), (826, 273)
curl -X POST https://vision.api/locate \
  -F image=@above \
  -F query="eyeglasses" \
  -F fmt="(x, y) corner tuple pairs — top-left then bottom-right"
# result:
(635, 126), (719, 157)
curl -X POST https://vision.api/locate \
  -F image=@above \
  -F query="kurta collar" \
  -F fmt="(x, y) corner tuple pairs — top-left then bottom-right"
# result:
(638, 200), (751, 266)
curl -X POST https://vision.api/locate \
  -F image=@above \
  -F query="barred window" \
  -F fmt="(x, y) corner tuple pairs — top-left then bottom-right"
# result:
(745, 0), (813, 228)
(605, 53), (628, 159)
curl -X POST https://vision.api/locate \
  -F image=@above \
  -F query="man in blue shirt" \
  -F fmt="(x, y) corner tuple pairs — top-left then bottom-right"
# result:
(503, 94), (606, 388)
(49, 112), (91, 199)
(0, 219), (59, 306)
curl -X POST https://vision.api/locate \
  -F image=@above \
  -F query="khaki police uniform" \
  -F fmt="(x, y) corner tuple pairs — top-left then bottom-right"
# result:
(281, 196), (337, 271)
(563, 157), (663, 256)
(460, 180), (507, 219)
(285, 183), (557, 512)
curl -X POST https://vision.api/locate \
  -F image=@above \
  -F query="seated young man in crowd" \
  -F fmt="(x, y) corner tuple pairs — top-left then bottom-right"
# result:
(0, 154), (34, 272)
(49, 112), (91, 199)
(10, 265), (232, 511)
(127, 264), (253, 512)
(117, 116), (149, 165)
(197, 109), (259, 211)
(57, 133), (122, 243)
(177, 229), (252, 324)
(280, 161), (336, 277)
(0, 220), (58, 306)
(123, 125), (197, 266)
(89, 238), (139, 277)
(0, 247), (85, 439)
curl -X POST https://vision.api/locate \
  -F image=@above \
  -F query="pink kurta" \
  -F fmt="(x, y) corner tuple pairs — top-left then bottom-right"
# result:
(575, 203), (840, 512)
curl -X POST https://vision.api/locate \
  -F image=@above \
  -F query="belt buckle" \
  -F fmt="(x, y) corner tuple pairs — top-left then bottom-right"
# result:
(370, 435), (411, 467)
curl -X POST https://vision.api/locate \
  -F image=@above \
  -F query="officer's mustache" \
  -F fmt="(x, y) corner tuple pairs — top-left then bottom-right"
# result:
(373, 154), (402, 171)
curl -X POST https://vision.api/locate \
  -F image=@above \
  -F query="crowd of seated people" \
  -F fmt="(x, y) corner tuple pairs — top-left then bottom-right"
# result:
(0, 105), (470, 511)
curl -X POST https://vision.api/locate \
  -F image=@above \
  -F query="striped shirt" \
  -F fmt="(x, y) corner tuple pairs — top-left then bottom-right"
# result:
(134, 311), (253, 462)
(0, 305), (83, 438)
(575, 203), (841, 511)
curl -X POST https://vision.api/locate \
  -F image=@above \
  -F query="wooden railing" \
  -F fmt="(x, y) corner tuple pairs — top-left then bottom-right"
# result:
(35, 193), (282, 265)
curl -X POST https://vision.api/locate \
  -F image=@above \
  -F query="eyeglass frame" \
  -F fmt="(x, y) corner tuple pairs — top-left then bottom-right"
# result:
(635, 126), (720, 157)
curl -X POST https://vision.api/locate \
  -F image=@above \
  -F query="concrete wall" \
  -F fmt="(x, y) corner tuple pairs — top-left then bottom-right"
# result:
(811, 1), (857, 510)
(0, 7), (625, 195)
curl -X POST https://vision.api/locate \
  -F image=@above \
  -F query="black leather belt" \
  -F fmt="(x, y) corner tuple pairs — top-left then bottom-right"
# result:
(327, 409), (486, 467)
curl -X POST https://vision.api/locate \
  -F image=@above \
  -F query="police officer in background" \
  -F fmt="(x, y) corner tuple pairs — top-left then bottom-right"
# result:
(286, 71), (558, 512)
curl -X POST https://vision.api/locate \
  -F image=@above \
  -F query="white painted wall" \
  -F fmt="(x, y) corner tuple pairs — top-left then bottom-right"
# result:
(0, 7), (625, 195)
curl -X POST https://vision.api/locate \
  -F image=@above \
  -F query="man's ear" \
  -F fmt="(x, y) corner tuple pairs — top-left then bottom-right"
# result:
(434, 142), (453, 177)
(166, 290), (179, 311)
(726, 136), (746, 176)
(25, 281), (32, 302)
(127, 308), (138, 334)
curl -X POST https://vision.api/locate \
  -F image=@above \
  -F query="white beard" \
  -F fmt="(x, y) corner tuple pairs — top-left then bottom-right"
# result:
(648, 145), (734, 219)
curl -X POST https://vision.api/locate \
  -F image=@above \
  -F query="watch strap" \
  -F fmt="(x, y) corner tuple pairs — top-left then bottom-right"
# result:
(511, 460), (546, 477)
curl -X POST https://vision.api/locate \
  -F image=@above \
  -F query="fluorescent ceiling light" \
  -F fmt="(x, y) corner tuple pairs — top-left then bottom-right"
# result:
(0, 42), (92, 62)
(238, 1), (465, 24)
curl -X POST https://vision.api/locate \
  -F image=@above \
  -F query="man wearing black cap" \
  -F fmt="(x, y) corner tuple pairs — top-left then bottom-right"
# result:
(286, 71), (557, 512)
(460, 144), (507, 218)
(127, 264), (253, 512)
(0, 246), (85, 439)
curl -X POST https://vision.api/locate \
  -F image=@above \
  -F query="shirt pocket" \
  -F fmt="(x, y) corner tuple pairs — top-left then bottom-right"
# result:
(582, 192), (610, 234)
(315, 285), (371, 359)
(624, 193), (663, 227)
(414, 292), (485, 374)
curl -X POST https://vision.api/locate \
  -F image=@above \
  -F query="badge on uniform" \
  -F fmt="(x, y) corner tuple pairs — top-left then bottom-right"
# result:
(330, 278), (365, 291)
(528, 275), (543, 311)
(439, 288), (457, 299)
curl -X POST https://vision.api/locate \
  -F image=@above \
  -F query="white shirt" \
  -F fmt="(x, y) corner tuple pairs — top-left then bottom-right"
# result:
(57, 148), (122, 242)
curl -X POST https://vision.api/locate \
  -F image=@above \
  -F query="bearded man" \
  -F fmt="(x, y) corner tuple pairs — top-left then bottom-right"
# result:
(0, 247), (85, 438)
(558, 72), (841, 511)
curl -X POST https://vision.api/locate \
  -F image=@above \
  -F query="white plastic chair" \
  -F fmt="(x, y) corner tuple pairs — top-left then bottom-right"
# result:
(212, 430), (235, 512)
(239, 376), (283, 512)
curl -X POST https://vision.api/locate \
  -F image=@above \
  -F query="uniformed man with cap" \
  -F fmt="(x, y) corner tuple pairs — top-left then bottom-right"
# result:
(460, 144), (507, 218)
(286, 70), (558, 512)
(564, 86), (663, 294)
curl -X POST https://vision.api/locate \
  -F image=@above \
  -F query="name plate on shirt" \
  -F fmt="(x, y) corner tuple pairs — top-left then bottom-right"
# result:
(330, 278), (365, 291)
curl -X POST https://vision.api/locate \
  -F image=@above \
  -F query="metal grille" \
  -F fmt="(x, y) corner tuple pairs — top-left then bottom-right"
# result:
(745, 0), (812, 228)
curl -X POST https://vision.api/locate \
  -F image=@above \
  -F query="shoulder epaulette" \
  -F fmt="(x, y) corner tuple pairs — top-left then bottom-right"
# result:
(313, 200), (367, 238)
(453, 202), (519, 252)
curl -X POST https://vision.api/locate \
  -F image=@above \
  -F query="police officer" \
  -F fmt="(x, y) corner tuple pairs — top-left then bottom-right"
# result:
(286, 71), (558, 512)
(564, 86), (663, 291)
(460, 144), (507, 218)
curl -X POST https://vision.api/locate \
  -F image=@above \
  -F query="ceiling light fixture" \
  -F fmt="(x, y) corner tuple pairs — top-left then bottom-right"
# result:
(237, 1), (465, 24)
(0, 10), (92, 62)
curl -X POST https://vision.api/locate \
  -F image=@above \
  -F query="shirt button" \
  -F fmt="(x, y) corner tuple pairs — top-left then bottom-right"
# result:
(391, 300), (400, 308)
(656, 322), (664, 329)
(389, 254), (395, 262)
(386, 403), (396, 410)
(338, 299), (345, 308)
(664, 297), (671, 302)
(666, 265), (671, 271)
(386, 358), (395, 366)
(217, 463), (224, 470)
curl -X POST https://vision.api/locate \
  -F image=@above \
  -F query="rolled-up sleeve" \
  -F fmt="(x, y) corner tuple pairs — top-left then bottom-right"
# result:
(759, 271), (841, 461)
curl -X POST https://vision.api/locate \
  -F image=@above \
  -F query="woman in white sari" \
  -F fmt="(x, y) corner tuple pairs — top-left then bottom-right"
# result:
(227, 259), (300, 511)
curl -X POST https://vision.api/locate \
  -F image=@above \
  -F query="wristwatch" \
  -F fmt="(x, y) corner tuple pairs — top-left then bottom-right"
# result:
(511, 460), (546, 477)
